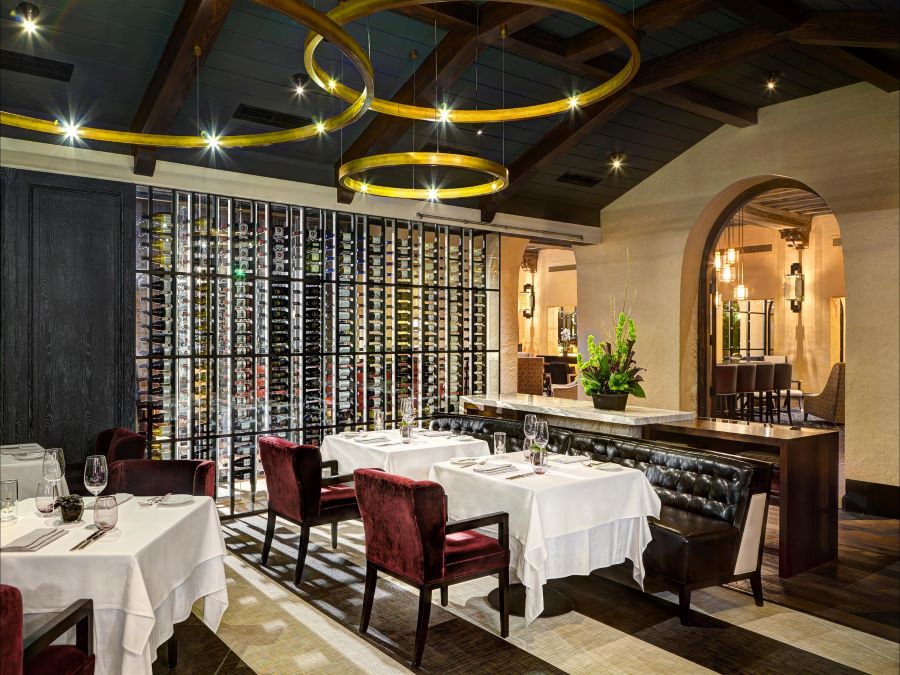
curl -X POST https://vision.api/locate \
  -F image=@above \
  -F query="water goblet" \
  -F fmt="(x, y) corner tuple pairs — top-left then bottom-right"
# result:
(523, 414), (538, 461)
(533, 421), (550, 475)
(35, 481), (58, 516)
(93, 496), (119, 532)
(373, 410), (385, 432)
(0, 479), (18, 522)
(84, 455), (108, 500)
(493, 432), (507, 456)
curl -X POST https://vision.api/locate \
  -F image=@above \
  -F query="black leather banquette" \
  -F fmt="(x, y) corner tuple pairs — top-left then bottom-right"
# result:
(429, 414), (772, 624)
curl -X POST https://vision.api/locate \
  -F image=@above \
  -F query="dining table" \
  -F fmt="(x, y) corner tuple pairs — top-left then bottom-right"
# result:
(429, 454), (662, 624)
(0, 444), (70, 498)
(0, 495), (228, 675)
(320, 428), (491, 481)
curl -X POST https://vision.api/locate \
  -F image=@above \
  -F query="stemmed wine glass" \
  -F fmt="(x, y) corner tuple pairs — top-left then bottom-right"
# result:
(523, 414), (538, 461)
(42, 448), (65, 493)
(533, 421), (550, 475)
(84, 455), (109, 503)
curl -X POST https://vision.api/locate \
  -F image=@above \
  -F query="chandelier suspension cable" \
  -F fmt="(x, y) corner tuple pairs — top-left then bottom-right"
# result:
(434, 2), (440, 153)
(195, 45), (201, 136)
(501, 23), (506, 165)
(412, 49), (417, 188)
(474, 2), (479, 114)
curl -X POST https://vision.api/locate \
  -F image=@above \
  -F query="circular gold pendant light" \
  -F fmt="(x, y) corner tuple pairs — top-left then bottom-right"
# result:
(0, 0), (375, 148)
(305, 0), (641, 124)
(339, 152), (508, 200)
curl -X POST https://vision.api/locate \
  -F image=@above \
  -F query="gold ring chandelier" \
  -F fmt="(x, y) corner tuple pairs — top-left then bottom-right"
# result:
(306, 0), (641, 124)
(0, 0), (375, 148)
(339, 152), (509, 200)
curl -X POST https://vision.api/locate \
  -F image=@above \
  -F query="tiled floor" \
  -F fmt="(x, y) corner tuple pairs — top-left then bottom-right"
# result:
(163, 506), (899, 674)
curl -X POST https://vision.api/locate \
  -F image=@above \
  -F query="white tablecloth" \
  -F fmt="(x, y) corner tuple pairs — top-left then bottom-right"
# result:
(0, 496), (228, 675)
(321, 430), (490, 481)
(429, 456), (661, 624)
(0, 444), (70, 498)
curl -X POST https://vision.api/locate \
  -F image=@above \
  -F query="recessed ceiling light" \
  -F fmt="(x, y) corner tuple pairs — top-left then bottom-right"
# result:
(765, 71), (779, 91)
(609, 152), (625, 170)
(292, 72), (308, 95)
(13, 2), (40, 34)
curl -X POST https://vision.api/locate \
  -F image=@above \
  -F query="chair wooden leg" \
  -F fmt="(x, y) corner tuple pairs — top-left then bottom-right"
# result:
(750, 570), (764, 607)
(786, 391), (794, 424)
(499, 568), (510, 638)
(440, 585), (448, 607)
(678, 586), (692, 626)
(165, 635), (177, 668)
(261, 510), (277, 566)
(331, 521), (338, 549)
(412, 587), (433, 668)
(293, 524), (311, 586)
(360, 563), (377, 634)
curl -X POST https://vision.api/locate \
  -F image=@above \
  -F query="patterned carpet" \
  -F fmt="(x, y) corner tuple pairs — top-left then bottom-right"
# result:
(216, 512), (899, 674)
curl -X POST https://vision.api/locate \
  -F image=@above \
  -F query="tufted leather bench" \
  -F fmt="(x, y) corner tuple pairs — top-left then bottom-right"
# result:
(429, 414), (772, 624)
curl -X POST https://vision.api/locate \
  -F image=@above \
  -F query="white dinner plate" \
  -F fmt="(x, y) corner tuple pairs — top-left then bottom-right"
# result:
(453, 435), (476, 441)
(341, 431), (362, 438)
(159, 494), (193, 506)
(594, 463), (622, 472)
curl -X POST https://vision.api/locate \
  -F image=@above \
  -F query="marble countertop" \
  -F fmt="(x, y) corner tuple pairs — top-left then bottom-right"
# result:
(459, 394), (696, 426)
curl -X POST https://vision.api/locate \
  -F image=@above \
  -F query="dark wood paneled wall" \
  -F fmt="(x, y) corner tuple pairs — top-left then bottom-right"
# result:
(1, 168), (135, 464)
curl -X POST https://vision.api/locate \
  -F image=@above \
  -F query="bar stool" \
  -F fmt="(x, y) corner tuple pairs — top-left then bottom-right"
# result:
(773, 363), (794, 424)
(714, 365), (738, 418)
(753, 363), (775, 422)
(735, 364), (757, 420)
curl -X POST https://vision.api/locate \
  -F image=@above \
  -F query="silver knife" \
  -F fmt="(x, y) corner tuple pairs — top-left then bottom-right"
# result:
(507, 472), (535, 480)
(76, 531), (106, 550)
(70, 530), (103, 551)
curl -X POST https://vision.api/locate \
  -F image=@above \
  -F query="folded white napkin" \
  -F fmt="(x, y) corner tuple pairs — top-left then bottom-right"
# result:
(84, 493), (133, 509)
(549, 454), (587, 464)
(0, 444), (43, 455)
(473, 463), (515, 474)
(1, 527), (65, 552)
(355, 436), (390, 444)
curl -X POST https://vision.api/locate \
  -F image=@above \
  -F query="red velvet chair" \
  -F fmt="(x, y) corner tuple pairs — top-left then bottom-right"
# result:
(0, 585), (95, 675)
(257, 436), (359, 585)
(106, 459), (215, 498)
(353, 468), (510, 668)
(94, 428), (146, 462)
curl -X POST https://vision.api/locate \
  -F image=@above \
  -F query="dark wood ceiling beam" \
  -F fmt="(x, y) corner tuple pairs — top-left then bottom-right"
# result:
(481, 24), (796, 220)
(566, 0), (718, 61)
(801, 45), (899, 93)
(335, 4), (548, 203)
(788, 12), (900, 49)
(646, 86), (757, 127)
(743, 204), (812, 230)
(129, 0), (234, 176)
(480, 93), (637, 222)
(714, 0), (806, 32)
(628, 25), (790, 93)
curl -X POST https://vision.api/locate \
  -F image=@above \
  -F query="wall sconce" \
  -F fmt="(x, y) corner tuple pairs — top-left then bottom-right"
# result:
(518, 283), (535, 318)
(784, 262), (804, 313)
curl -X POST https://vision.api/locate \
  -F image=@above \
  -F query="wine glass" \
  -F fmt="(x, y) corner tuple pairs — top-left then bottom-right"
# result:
(0, 479), (17, 522)
(35, 481), (58, 516)
(374, 409), (385, 432)
(523, 414), (538, 461)
(400, 397), (415, 437)
(42, 448), (65, 489)
(93, 496), (118, 532)
(533, 421), (549, 475)
(83, 455), (108, 500)
(493, 432), (507, 456)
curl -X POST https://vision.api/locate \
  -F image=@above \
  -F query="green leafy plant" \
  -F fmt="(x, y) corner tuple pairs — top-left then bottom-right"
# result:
(575, 256), (646, 398)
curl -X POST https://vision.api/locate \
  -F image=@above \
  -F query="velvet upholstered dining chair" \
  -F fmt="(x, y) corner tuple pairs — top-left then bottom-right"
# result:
(106, 459), (215, 497)
(353, 468), (510, 668)
(0, 585), (95, 675)
(257, 436), (359, 585)
(94, 427), (147, 462)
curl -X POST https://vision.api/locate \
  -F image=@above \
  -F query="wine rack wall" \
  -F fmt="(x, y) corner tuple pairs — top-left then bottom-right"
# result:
(135, 186), (500, 515)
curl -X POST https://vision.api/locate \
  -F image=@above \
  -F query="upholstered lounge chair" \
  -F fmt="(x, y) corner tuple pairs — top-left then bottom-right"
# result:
(257, 436), (359, 585)
(0, 585), (95, 675)
(354, 468), (510, 668)
(804, 362), (844, 424)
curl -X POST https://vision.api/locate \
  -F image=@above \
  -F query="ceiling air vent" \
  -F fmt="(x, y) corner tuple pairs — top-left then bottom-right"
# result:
(0, 49), (73, 82)
(833, 237), (842, 247)
(232, 104), (311, 129)
(556, 172), (602, 188)
(420, 142), (479, 157)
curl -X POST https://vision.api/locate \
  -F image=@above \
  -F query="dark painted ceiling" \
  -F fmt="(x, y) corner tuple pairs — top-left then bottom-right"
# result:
(1, 0), (897, 226)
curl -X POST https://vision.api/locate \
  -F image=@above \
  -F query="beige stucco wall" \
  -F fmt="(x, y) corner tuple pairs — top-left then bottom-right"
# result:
(576, 83), (899, 487)
(500, 237), (528, 394)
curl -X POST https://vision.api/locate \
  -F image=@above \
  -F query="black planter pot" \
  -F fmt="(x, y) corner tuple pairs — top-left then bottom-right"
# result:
(592, 393), (629, 411)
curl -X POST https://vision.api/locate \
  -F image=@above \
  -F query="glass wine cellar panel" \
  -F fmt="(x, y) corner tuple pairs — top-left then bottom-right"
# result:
(135, 187), (500, 515)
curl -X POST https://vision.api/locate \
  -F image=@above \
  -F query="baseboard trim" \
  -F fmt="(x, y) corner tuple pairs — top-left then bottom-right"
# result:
(842, 480), (900, 519)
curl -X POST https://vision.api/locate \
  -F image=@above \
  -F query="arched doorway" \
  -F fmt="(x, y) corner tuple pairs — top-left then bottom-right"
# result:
(697, 178), (845, 420)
